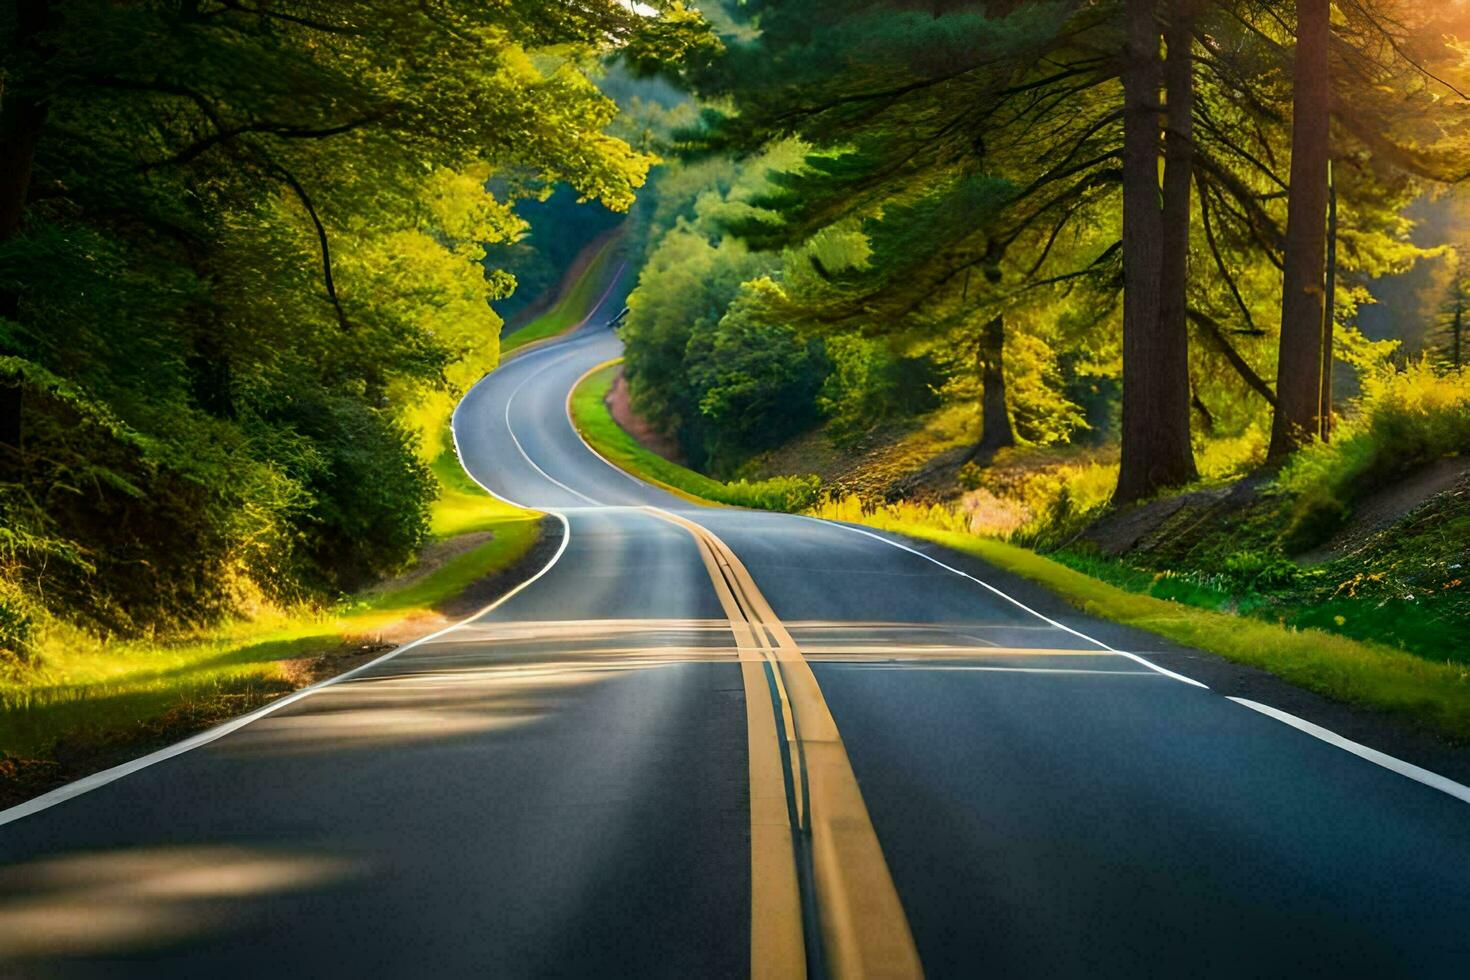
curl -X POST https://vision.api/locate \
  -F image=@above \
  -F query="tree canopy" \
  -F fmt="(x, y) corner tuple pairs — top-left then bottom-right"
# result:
(616, 0), (1470, 499)
(0, 0), (712, 632)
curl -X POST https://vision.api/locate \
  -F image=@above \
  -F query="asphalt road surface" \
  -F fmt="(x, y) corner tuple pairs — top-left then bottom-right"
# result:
(3, 307), (1470, 978)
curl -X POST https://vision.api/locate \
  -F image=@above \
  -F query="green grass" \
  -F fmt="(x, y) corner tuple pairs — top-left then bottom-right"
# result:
(570, 362), (820, 511)
(0, 432), (542, 761)
(809, 497), (1470, 740)
(500, 232), (626, 356)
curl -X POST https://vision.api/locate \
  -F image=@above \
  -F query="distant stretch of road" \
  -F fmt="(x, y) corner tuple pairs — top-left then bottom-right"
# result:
(3, 292), (1470, 977)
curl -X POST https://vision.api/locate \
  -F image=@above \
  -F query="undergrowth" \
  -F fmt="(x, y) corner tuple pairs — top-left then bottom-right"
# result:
(0, 426), (541, 762)
(571, 363), (821, 511)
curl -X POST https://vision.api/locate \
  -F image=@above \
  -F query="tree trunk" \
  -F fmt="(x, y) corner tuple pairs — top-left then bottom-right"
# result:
(1115, 0), (1197, 504)
(1455, 300), (1463, 371)
(1268, 0), (1331, 459)
(1318, 159), (1337, 439)
(1156, 0), (1199, 470)
(964, 314), (1015, 464)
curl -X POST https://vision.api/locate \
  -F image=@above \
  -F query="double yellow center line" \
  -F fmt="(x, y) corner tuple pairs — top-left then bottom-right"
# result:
(646, 508), (922, 979)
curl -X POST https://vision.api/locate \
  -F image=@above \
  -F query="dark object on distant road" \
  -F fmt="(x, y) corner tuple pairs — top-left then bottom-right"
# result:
(608, 307), (630, 331)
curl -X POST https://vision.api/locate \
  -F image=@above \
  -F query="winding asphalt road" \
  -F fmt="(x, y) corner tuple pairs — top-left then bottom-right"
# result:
(3, 299), (1470, 976)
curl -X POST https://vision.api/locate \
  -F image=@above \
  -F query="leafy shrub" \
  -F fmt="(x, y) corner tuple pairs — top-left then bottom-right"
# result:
(1220, 549), (1305, 591)
(966, 458), (1117, 546)
(717, 474), (821, 511)
(1, 357), (434, 637)
(818, 336), (940, 446)
(1, 359), (245, 633)
(685, 283), (827, 470)
(1196, 427), (1269, 481)
(810, 494), (971, 534)
(260, 389), (434, 597)
(1279, 363), (1470, 551)
(0, 578), (35, 674)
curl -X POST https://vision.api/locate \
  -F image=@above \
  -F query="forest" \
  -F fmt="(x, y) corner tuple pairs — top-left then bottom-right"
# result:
(0, 2), (710, 656)
(4, 1), (1470, 755)
(621, 0), (1468, 480)
(603, 0), (1470, 665)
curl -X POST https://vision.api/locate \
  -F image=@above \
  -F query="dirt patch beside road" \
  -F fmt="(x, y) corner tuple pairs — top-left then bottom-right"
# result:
(606, 366), (686, 465)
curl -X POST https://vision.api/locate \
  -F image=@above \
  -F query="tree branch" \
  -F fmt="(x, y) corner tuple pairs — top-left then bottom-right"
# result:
(1188, 308), (1277, 407)
(270, 163), (351, 333)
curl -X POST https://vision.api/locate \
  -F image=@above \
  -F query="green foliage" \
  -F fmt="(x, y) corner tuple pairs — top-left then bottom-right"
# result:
(685, 282), (827, 468)
(264, 389), (436, 598)
(819, 336), (941, 446)
(483, 186), (624, 328)
(0, 1), (700, 640)
(622, 141), (950, 470)
(570, 363), (821, 511)
(0, 578), (34, 675)
(1220, 550), (1306, 592)
(1278, 363), (1470, 551)
(1, 447), (543, 760)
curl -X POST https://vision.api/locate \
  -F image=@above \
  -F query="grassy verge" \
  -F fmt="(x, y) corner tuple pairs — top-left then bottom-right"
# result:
(810, 498), (1470, 739)
(570, 362), (820, 510)
(0, 432), (542, 776)
(500, 232), (626, 356)
(568, 378), (1470, 740)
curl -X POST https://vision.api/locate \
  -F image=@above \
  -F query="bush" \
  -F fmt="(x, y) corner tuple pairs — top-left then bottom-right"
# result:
(685, 284), (827, 470)
(717, 474), (821, 511)
(964, 458), (1117, 546)
(0, 578), (35, 674)
(261, 389), (434, 596)
(1, 357), (435, 636)
(1, 359), (246, 634)
(1279, 363), (1470, 550)
(818, 336), (941, 445)
(1220, 549), (1305, 591)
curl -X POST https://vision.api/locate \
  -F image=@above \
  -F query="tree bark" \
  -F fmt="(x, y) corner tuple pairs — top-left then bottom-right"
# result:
(1318, 159), (1337, 439)
(1455, 299), (1464, 371)
(964, 314), (1015, 464)
(1114, 0), (1197, 503)
(1268, 0), (1331, 459)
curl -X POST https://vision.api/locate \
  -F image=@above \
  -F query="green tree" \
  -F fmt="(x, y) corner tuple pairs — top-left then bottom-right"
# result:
(0, 0), (706, 630)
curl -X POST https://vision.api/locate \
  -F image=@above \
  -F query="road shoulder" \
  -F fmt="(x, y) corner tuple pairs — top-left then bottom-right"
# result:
(847, 524), (1470, 789)
(0, 516), (564, 811)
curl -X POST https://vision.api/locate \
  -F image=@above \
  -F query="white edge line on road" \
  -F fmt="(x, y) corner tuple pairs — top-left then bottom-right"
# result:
(795, 517), (1210, 689)
(1, 365), (580, 828)
(499, 352), (601, 507)
(1229, 697), (1470, 806)
(829, 520), (1470, 807)
(553, 341), (1470, 810)
(553, 357), (1203, 689)
(0, 512), (572, 829)
(562, 359), (667, 494)
(824, 664), (1167, 676)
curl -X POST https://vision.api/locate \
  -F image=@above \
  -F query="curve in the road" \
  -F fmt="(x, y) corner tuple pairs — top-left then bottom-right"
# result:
(4, 289), (1470, 979)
